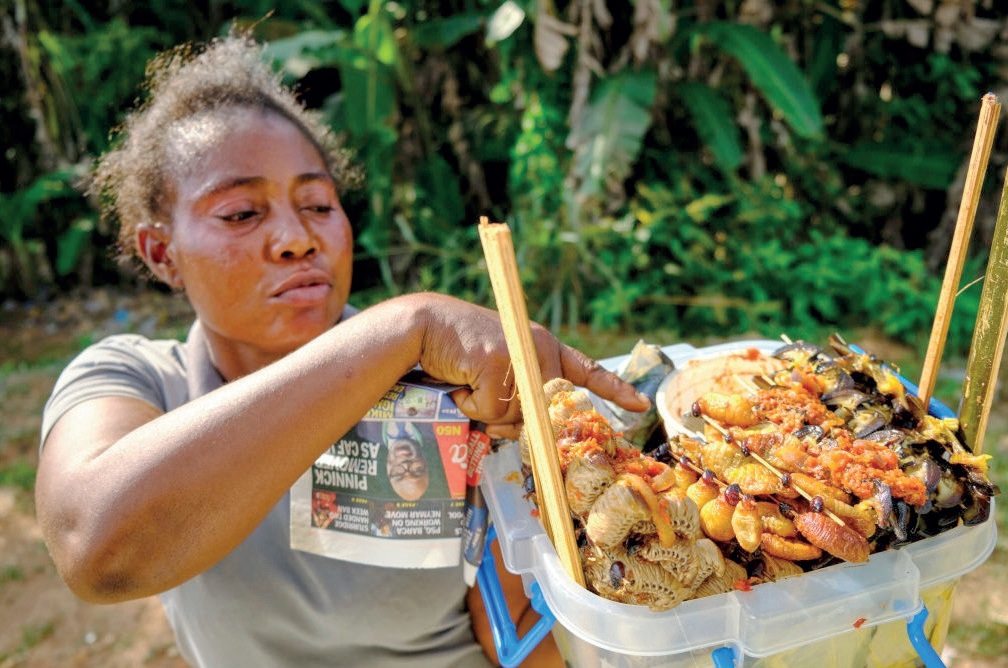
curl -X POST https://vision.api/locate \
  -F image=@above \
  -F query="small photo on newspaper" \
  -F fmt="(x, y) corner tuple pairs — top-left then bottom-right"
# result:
(291, 370), (471, 568)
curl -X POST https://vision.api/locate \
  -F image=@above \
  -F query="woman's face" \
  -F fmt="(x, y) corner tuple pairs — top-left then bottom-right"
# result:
(158, 108), (353, 368)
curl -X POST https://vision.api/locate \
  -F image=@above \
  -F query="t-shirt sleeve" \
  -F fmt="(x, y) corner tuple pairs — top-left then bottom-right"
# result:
(40, 334), (186, 450)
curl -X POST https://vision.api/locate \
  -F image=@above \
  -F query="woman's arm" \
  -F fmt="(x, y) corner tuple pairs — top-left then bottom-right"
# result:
(36, 293), (647, 603)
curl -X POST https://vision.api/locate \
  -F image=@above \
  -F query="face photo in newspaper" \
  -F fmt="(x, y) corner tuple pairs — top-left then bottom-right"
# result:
(384, 421), (430, 501)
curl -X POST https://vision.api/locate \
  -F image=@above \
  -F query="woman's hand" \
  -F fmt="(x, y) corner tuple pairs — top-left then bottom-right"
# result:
(411, 293), (649, 437)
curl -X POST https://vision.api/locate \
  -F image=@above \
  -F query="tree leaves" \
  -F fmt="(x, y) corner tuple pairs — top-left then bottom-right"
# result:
(569, 70), (656, 203)
(678, 82), (743, 173)
(841, 142), (960, 190)
(694, 22), (824, 140)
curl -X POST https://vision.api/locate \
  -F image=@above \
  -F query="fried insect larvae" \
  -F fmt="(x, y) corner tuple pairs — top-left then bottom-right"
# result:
(585, 475), (653, 548)
(636, 535), (724, 591)
(694, 392), (758, 428)
(757, 554), (805, 582)
(733, 428), (811, 473)
(756, 500), (797, 538)
(793, 510), (871, 563)
(588, 549), (695, 611)
(730, 494), (763, 553)
(688, 437), (748, 478)
(564, 445), (616, 515)
(693, 558), (748, 598)
(759, 532), (824, 562)
(521, 378), (614, 465)
(661, 486), (704, 539)
(723, 461), (786, 496)
(686, 469), (722, 510)
(699, 484), (741, 543)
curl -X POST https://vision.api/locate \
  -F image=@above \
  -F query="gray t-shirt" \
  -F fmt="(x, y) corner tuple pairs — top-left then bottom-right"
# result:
(40, 320), (491, 668)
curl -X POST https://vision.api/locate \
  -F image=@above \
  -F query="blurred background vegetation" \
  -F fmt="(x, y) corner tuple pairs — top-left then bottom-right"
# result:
(2, 0), (1008, 358)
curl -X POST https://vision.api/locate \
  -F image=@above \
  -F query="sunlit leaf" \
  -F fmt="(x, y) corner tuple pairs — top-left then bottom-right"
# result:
(570, 70), (656, 199)
(264, 29), (348, 78)
(355, 12), (399, 67)
(486, 0), (526, 44)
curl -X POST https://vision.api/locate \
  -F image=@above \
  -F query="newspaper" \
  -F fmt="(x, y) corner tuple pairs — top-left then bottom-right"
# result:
(290, 370), (472, 569)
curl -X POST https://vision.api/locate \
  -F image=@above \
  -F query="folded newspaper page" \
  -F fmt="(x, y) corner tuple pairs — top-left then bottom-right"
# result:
(291, 370), (472, 568)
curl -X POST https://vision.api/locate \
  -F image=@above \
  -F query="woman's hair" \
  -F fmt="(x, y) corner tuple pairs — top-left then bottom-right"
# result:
(88, 32), (359, 268)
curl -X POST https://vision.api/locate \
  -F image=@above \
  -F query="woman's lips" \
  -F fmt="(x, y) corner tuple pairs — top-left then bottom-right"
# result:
(272, 271), (332, 304)
(276, 282), (331, 304)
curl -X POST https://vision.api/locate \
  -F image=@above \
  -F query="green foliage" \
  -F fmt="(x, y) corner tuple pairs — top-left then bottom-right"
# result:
(840, 141), (961, 190)
(0, 168), (86, 296)
(605, 176), (981, 357)
(678, 82), (743, 173)
(0, 459), (36, 492)
(569, 70), (656, 203)
(37, 19), (166, 154)
(2, 1), (1004, 363)
(692, 21), (824, 140)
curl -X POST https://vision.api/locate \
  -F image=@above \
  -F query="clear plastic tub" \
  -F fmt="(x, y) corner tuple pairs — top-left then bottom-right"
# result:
(477, 341), (997, 667)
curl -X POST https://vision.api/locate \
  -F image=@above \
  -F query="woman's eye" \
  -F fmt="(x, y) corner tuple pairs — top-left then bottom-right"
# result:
(219, 210), (258, 223)
(305, 205), (333, 214)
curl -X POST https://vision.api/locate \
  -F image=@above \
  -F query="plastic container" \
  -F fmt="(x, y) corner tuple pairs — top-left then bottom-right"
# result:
(477, 341), (997, 667)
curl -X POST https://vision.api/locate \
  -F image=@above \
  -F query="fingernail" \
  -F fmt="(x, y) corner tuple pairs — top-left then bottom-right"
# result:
(636, 391), (649, 403)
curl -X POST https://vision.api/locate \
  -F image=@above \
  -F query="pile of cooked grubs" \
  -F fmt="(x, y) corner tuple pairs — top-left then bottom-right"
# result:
(518, 335), (999, 611)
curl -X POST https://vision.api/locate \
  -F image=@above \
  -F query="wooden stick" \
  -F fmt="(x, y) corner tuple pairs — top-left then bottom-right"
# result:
(959, 164), (1008, 454)
(477, 217), (586, 587)
(918, 93), (1001, 407)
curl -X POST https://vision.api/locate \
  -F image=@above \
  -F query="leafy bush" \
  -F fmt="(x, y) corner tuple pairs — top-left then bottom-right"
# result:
(1, 1), (1003, 360)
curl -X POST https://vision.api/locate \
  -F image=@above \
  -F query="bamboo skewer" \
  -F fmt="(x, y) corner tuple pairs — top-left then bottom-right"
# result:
(918, 93), (1001, 408)
(959, 165), (1008, 454)
(477, 217), (586, 587)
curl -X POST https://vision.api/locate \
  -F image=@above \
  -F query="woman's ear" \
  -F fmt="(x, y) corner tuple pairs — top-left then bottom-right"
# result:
(137, 224), (183, 288)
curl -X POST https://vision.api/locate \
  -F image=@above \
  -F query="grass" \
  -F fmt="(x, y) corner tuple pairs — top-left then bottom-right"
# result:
(0, 564), (24, 584)
(0, 459), (36, 491)
(19, 621), (55, 651)
(948, 621), (1008, 660)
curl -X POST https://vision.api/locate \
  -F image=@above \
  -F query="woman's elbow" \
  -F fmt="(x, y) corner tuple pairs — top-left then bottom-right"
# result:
(37, 508), (146, 604)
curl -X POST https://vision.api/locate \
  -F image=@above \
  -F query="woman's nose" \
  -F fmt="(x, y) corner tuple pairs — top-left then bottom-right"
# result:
(270, 207), (317, 260)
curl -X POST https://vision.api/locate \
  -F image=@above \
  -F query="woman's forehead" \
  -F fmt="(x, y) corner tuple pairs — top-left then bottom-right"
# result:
(164, 107), (327, 186)
(166, 107), (320, 166)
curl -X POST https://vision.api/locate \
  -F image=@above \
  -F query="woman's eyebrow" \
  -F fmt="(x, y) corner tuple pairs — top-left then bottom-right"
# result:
(193, 176), (264, 202)
(293, 172), (337, 188)
(193, 172), (334, 202)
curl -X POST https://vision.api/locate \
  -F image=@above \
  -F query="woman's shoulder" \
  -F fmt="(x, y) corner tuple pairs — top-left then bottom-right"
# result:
(40, 332), (193, 445)
(68, 332), (188, 371)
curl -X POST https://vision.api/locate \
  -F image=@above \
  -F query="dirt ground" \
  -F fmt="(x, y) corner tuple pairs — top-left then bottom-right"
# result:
(0, 288), (1006, 667)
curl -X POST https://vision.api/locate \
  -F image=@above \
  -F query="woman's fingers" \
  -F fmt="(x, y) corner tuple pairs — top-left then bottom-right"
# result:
(449, 337), (648, 431)
(421, 296), (649, 427)
(532, 327), (650, 413)
(556, 342), (650, 412)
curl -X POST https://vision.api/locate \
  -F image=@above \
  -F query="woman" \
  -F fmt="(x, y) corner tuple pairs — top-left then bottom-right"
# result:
(34, 33), (648, 667)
